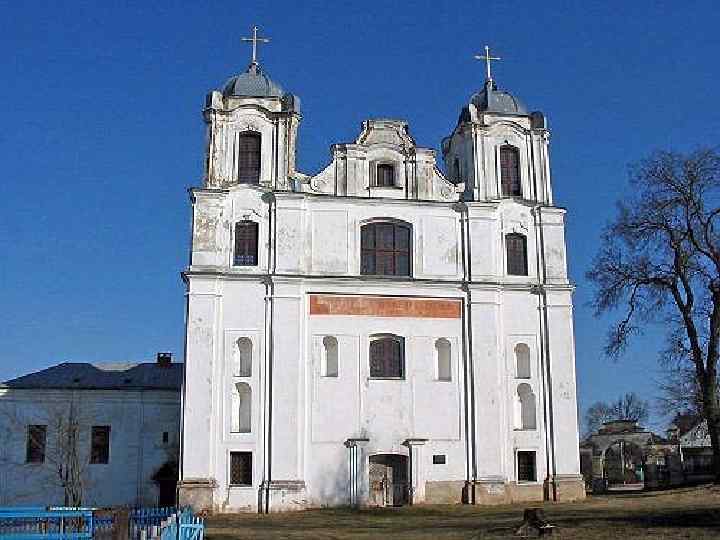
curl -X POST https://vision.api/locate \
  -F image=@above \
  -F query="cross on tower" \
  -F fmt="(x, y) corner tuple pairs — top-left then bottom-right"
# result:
(474, 45), (501, 83)
(241, 25), (270, 66)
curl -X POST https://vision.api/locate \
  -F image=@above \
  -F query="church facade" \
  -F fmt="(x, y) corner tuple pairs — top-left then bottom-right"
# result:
(178, 38), (584, 512)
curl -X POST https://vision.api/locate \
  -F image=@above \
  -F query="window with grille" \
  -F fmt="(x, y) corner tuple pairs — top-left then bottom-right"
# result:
(361, 222), (411, 277)
(90, 426), (110, 464)
(500, 145), (521, 197)
(234, 221), (258, 266)
(26, 425), (47, 463)
(237, 132), (261, 184)
(369, 335), (404, 379)
(517, 451), (536, 482)
(375, 164), (395, 187)
(506, 233), (528, 276)
(230, 451), (252, 486)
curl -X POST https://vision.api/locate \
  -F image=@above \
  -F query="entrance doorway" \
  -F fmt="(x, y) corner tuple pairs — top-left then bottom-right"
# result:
(369, 454), (409, 507)
(604, 440), (645, 489)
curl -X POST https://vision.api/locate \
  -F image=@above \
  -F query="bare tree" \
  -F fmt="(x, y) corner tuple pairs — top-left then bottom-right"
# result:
(584, 401), (613, 436)
(0, 398), (91, 506)
(584, 392), (649, 436)
(611, 392), (650, 424)
(587, 148), (720, 482)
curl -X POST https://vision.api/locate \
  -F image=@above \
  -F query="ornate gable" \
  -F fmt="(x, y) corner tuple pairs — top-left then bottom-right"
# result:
(356, 119), (415, 150)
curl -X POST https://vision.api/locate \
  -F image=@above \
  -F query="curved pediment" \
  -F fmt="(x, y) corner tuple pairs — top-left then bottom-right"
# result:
(356, 119), (416, 150)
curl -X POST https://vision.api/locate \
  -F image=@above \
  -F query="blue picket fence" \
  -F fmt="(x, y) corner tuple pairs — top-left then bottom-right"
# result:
(0, 506), (203, 540)
(157, 509), (203, 540)
(0, 508), (95, 539)
(129, 507), (176, 540)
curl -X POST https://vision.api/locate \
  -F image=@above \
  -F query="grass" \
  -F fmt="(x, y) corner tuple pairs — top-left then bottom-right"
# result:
(205, 485), (720, 539)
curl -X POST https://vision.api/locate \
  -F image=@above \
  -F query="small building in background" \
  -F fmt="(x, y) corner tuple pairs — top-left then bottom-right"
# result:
(0, 353), (182, 508)
(667, 414), (714, 482)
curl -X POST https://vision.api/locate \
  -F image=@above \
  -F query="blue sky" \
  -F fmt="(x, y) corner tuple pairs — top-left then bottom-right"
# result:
(1, 1), (718, 431)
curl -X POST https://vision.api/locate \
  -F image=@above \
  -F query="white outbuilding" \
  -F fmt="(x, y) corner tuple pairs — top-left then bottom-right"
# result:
(0, 355), (182, 507)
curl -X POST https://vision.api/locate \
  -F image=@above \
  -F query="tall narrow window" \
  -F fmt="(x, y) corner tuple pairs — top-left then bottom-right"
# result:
(230, 451), (253, 486)
(500, 145), (521, 197)
(232, 382), (252, 433)
(517, 383), (537, 430)
(237, 132), (261, 184)
(375, 163), (395, 187)
(436, 338), (451, 381)
(506, 233), (528, 276)
(323, 336), (339, 377)
(235, 338), (252, 377)
(90, 426), (111, 464)
(517, 451), (537, 482)
(453, 158), (461, 182)
(26, 425), (47, 463)
(361, 221), (411, 277)
(515, 344), (531, 379)
(234, 221), (258, 266)
(369, 335), (404, 379)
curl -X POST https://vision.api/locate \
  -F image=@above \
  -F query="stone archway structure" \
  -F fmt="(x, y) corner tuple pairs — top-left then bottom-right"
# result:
(580, 420), (672, 492)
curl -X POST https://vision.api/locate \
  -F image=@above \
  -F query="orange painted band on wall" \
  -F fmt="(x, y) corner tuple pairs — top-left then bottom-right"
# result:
(309, 294), (461, 319)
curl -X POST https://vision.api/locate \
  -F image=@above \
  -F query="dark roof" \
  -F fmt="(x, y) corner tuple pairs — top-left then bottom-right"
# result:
(470, 80), (527, 115)
(223, 62), (284, 98)
(1, 362), (183, 391)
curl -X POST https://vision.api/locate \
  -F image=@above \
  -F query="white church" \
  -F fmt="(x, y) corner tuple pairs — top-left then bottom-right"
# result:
(178, 29), (584, 512)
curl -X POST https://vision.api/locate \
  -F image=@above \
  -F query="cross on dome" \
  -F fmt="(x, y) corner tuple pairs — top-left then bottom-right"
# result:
(241, 25), (270, 66)
(474, 45), (501, 83)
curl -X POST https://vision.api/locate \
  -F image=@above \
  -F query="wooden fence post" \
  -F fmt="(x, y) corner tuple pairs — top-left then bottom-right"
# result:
(113, 509), (129, 540)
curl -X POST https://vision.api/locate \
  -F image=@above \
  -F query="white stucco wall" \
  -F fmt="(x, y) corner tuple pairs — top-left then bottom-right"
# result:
(0, 388), (180, 507)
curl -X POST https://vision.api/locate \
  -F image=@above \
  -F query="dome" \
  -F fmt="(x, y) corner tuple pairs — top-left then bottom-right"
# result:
(222, 62), (284, 98)
(470, 80), (527, 115)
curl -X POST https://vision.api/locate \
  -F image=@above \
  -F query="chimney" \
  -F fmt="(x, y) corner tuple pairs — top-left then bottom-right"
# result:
(157, 352), (172, 367)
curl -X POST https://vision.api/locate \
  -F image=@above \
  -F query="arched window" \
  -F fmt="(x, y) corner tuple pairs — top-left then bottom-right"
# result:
(232, 382), (252, 433)
(235, 338), (252, 377)
(436, 338), (451, 381)
(323, 336), (338, 377)
(234, 221), (259, 266)
(369, 335), (404, 379)
(500, 145), (521, 197)
(237, 132), (261, 184)
(375, 163), (395, 187)
(506, 233), (528, 276)
(361, 221), (411, 276)
(517, 383), (536, 430)
(515, 343), (531, 379)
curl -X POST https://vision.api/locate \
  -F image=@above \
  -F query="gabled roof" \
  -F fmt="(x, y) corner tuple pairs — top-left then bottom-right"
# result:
(0, 362), (183, 391)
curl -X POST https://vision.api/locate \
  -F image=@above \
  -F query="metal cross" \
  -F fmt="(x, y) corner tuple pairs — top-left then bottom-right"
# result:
(474, 45), (501, 82)
(241, 25), (270, 65)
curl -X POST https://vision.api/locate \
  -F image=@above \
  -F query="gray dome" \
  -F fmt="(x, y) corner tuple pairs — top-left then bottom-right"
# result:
(222, 63), (284, 98)
(470, 80), (527, 115)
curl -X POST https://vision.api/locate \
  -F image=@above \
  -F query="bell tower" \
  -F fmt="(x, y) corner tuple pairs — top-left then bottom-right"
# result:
(442, 46), (551, 203)
(203, 26), (301, 191)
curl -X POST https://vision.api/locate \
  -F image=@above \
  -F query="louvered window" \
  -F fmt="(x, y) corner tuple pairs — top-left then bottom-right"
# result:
(500, 145), (521, 197)
(361, 222), (411, 276)
(234, 221), (258, 266)
(237, 132), (261, 184)
(369, 335), (404, 379)
(506, 233), (528, 276)
(375, 164), (395, 187)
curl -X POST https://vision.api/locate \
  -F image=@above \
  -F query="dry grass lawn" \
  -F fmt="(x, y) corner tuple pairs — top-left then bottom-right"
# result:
(206, 485), (720, 539)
